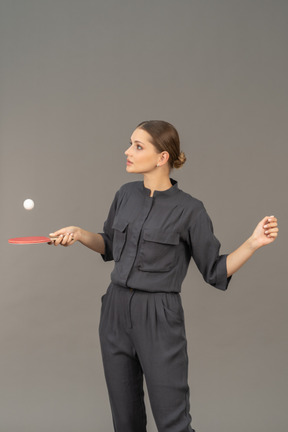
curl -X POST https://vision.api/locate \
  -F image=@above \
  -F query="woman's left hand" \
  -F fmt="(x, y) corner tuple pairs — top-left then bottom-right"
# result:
(251, 215), (279, 249)
(227, 215), (279, 277)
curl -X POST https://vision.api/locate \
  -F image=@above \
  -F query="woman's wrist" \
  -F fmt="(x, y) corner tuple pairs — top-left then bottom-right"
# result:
(75, 227), (84, 243)
(246, 235), (262, 253)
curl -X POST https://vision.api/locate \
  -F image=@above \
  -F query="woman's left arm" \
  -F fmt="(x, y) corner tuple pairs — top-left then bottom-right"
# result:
(226, 216), (279, 278)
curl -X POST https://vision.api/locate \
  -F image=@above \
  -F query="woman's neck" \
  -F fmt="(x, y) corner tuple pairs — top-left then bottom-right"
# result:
(143, 173), (172, 197)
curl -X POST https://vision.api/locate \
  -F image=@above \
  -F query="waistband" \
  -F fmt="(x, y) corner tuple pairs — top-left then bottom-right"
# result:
(109, 282), (180, 295)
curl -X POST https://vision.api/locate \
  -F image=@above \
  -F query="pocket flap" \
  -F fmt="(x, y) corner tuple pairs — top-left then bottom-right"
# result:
(112, 218), (128, 233)
(143, 229), (179, 245)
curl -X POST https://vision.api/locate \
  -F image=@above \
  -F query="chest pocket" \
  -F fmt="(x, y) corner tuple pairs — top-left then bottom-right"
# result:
(112, 218), (128, 262)
(138, 229), (179, 272)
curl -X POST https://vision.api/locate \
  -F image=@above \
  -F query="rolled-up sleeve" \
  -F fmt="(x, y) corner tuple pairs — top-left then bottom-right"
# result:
(98, 191), (119, 262)
(189, 208), (231, 291)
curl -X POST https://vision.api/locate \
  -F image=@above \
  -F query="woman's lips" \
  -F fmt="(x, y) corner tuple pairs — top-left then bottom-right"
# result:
(126, 160), (133, 165)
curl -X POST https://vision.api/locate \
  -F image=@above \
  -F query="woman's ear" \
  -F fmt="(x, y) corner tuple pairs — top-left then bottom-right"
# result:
(158, 151), (170, 166)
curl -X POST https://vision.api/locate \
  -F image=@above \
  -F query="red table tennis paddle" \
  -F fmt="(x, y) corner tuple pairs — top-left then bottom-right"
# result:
(8, 236), (58, 244)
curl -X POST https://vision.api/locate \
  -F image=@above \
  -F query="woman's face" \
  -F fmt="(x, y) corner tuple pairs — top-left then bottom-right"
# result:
(125, 128), (160, 174)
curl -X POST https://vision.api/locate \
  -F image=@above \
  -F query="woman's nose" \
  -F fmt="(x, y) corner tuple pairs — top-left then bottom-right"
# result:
(124, 145), (131, 156)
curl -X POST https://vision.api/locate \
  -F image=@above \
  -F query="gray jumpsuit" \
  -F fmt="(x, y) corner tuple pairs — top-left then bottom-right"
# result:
(99, 179), (231, 432)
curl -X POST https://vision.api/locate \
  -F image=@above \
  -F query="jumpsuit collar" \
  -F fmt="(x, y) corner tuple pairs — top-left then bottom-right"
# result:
(141, 178), (178, 198)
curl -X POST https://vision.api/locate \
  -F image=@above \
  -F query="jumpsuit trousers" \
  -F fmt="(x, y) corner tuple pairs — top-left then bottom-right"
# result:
(99, 283), (196, 432)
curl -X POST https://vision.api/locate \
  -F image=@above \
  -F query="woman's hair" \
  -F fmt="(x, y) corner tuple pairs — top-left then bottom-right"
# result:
(136, 120), (186, 169)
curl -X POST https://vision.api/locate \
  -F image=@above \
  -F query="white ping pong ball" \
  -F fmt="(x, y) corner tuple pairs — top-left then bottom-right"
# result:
(23, 199), (34, 210)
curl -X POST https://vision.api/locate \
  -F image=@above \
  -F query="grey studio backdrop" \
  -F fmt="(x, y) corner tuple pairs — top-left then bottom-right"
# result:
(0, 1), (287, 431)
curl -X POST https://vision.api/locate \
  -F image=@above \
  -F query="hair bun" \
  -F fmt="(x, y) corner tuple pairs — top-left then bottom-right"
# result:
(173, 151), (186, 169)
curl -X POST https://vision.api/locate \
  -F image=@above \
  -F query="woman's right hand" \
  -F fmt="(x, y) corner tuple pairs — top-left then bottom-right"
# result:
(49, 228), (105, 254)
(49, 226), (82, 247)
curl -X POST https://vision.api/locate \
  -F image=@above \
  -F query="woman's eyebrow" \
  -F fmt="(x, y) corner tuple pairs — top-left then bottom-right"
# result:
(132, 139), (145, 145)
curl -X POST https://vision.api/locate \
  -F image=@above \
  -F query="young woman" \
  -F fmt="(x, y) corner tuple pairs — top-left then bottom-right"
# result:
(50, 120), (278, 432)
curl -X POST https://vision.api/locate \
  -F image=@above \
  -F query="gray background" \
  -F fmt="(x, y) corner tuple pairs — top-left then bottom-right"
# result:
(0, 1), (287, 431)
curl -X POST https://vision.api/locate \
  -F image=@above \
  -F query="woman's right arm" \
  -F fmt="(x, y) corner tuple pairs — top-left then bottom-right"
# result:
(49, 226), (105, 255)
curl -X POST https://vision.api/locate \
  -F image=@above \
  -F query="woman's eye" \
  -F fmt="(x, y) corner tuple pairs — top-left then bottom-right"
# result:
(136, 145), (143, 150)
